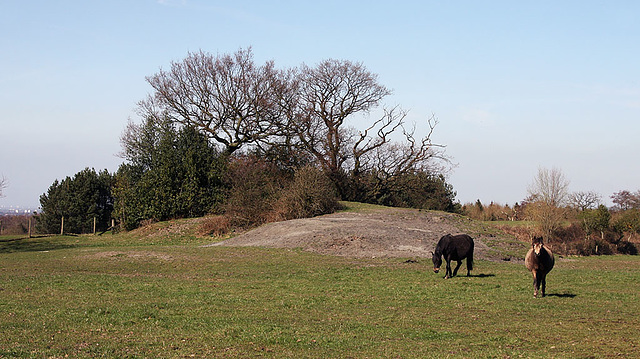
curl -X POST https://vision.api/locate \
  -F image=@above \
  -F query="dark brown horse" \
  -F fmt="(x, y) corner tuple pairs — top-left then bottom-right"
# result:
(432, 234), (474, 279)
(525, 236), (555, 298)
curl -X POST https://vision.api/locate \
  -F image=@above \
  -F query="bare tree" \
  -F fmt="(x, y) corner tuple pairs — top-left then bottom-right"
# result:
(294, 59), (391, 177)
(525, 201), (566, 241)
(525, 167), (570, 240)
(568, 191), (602, 211)
(292, 59), (445, 196)
(355, 113), (446, 181)
(611, 190), (640, 211)
(138, 48), (289, 155)
(527, 166), (570, 207)
(136, 51), (449, 201)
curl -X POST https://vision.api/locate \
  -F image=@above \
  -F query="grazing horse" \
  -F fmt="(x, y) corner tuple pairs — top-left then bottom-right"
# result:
(525, 236), (555, 298)
(432, 234), (474, 279)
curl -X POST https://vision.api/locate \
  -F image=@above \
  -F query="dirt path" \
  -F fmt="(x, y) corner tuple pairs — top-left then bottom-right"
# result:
(208, 207), (505, 261)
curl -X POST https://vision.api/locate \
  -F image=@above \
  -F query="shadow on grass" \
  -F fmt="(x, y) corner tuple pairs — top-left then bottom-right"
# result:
(445, 273), (496, 279)
(546, 293), (577, 298)
(0, 235), (78, 254)
(431, 273), (496, 279)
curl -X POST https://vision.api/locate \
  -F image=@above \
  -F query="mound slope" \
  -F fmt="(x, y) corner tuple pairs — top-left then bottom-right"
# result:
(209, 207), (499, 260)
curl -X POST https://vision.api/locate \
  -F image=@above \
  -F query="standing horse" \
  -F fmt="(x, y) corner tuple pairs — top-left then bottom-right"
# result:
(432, 234), (474, 279)
(525, 236), (555, 298)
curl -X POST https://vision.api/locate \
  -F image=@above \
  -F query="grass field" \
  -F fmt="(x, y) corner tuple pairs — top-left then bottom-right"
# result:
(1, 222), (639, 358)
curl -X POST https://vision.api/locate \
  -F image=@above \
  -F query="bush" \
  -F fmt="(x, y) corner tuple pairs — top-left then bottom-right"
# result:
(0, 215), (36, 235)
(222, 156), (289, 228)
(574, 238), (613, 256)
(348, 172), (460, 213)
(212, 158), (341, 236)
(612, 209), (640, 241)
(616, 241), (638, 255)
(524, 201), (567, 241)
(198, 215), (232, 237)
(462, 201), (520, 221)
(275, 166), (341, 220)
(114, 124), (226, 230)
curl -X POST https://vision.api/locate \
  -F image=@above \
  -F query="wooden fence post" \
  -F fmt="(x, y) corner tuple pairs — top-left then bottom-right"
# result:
(60, 216), (64, 236)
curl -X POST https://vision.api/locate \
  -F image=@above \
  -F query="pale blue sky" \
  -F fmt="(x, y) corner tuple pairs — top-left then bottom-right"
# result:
(1, 0), (639, 209)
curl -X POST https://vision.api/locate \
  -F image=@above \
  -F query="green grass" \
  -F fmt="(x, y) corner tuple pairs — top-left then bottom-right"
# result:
(1, 229), (639, 358)
(337, 201), (390, 213)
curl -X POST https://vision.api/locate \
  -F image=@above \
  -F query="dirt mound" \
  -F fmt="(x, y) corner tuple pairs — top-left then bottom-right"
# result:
(208, 207), (499, 260)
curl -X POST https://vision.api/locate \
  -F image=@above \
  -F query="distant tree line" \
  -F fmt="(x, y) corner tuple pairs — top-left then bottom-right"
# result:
(462, 167), (640, 256)
(36, 48), (458, 234)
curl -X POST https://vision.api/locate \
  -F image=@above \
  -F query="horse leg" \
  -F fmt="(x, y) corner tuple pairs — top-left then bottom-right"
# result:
(466, 256), (473, 276)
(540, 273), (547, 297)
(532, 271), (540, 298)
(452, 260), (462, 277)
(444, 259), (452, 279)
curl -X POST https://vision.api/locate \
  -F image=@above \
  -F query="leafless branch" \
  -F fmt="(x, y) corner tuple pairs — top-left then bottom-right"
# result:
(138, 48), (287, 155)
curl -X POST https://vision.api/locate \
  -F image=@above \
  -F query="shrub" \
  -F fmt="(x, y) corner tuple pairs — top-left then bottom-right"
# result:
(198, 215), (232, 237)
(462, 201), (519, 221)
(349, 172), (460, 213)
(222, 156), (288, 228)
(612, 209), (640, 241)
(616, 241), (638, 255)
(114, 123), (226, 230)
(37, 168), (114, 234)
(574, 238), (613, 256)
(275, 166), (341, 220)
(524, 201), (566, 241)
(213, 158), (341, 236)
(0, 215), (36, 235)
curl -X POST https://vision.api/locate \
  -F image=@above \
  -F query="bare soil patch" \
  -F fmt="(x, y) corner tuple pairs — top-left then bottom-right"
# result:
(209, 207), (515, 261)
(89, 250), (175, 261)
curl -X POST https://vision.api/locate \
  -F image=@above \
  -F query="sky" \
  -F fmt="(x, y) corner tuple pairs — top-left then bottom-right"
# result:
(1, 0), (639, 209)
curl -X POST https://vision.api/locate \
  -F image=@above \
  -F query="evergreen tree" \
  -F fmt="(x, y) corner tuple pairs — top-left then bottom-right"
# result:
(37, 168), (113, 234)
(114, 117), (225, 230)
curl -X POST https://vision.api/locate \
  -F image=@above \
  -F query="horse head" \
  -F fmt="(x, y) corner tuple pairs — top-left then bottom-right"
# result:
(532, 236), (545, 256)
(431, 251), (442, 273)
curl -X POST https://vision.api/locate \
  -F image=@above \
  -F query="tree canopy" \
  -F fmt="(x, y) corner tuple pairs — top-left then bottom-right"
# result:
(139, 48), (451, 204)
(38, 49), (459, 233)
(139, 48), (290, 155)
(37, 168), (113, 234)
(115, 117), (225, 230)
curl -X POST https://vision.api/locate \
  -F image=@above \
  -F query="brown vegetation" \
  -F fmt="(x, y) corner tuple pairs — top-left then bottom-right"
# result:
(464, 198), (640, 257)
(199, 156), (341, 237)
(462, 201), (521, 221)
(0, 214), (36, 236)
